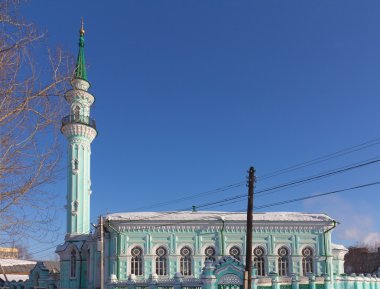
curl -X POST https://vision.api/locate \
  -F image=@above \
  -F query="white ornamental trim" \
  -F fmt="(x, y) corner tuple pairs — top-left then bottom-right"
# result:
(65, 89), (95, 106)
(62, 123), (97, 142)
(218, 274), (243, 285)
(114, 224), (320, 232)
(70, 139), (91, 152)
(71, 78), (90, 91)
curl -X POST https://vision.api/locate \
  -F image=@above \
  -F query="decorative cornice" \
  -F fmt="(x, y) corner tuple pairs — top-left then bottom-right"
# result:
(62, 123), (97, 142)
(71, 78), (90, 91)
(65, 89), (94, 106)
(114, 223), (324, 233)
(70, 138), (91, 151)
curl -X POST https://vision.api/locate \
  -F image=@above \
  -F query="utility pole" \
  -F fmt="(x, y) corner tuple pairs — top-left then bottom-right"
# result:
(244, 167), (255, 289)
(100, 216), (104, 289)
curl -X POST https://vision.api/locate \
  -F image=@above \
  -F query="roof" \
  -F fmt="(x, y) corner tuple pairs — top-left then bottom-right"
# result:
(0, 259), (36, 266)
(332, 243), (348, 251)
(74, 24), (87, 81)
(0, 274), (29, 282)
(0, 259), (36, 274)
(106, 211), (334, 223)
(40, 261), (60, 273)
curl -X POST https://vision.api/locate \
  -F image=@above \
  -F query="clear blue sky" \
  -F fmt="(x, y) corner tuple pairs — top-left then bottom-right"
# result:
(23, 1), (380, 259)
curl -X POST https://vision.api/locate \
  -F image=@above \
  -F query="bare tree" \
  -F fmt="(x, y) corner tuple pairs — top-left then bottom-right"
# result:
(0, 0), (72, 245)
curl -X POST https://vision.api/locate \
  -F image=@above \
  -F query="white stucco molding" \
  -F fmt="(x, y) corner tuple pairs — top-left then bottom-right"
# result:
(62, 123), (97, 142)
(65, 89), (95, 106)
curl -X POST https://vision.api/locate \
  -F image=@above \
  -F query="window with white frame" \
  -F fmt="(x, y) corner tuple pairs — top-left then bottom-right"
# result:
(278, 247), (289, 276)
(205, 246), (216, 261)
(229, 246), (241, 261)
(155, 247), (167, 276)
(253, 246), (265, 276)
(131, 247), (143, 276)
(180, 247), (192, 276)
(302, 247), (313, 275)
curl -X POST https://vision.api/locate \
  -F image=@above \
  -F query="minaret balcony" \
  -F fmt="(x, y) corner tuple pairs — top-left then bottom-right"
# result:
(62, 115), (96, 130)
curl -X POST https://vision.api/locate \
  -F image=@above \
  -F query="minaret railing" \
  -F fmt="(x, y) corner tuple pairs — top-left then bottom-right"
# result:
(62, 114), (96, 130)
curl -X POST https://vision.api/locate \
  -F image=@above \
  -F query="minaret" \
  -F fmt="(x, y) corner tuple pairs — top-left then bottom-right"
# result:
(61, 21), (97, 237)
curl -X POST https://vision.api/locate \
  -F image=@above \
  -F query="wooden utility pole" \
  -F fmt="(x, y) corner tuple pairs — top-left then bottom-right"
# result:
(244, 167), (255, 289)
(100, 216), (104, 289)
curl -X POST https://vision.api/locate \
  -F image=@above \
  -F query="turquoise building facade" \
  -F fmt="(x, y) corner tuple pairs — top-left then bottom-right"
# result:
(54, 26), (380, 289)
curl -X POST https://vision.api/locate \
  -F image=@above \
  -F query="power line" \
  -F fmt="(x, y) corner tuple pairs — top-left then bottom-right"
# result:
(131, 181), (245, 211)
(28, 155), (380, 255)
(111, 156), (380, 223)
(254, 182), (380, 210)
(258, 137), (380, 180)
(146, 181), (380, 229)
(26, 178), (380, 257)
(24, 140), (380, 258)
(255, 157), (380, 196)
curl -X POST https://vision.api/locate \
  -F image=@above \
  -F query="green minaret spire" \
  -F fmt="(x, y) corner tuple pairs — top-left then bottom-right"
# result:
(74, 18), (87, 81)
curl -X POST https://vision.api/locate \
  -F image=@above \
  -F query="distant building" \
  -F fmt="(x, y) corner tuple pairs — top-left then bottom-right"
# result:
(345, 247), (380, 274)
(0, 260), (59, 289)
(28, 261), (60, 289)
(0, 248), (19, 259)
(0, 258), (35, 287)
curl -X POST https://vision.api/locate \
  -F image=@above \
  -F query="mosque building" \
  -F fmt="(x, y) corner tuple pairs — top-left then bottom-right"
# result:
(52, 25), (379, 289)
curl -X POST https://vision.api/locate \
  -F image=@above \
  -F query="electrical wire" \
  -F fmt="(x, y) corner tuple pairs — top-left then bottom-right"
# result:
(22, 140), (380, 258)
(255, 157), (380, 196)
(125, 181), (380, 230)
(258, 137), (380, 180)
(107, 156), (380, 223)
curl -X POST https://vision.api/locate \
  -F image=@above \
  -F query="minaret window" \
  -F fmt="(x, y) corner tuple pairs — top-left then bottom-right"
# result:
(73, 200), (79, 212)
(74, 105), (80, 121)
(278, 247), (289, 276)
(131, 247), (143, 276)
(155, 247), (167, 276)
(180, 247), (192, 276)
(74, 159), (78, 170)
(229, 246), (241, 260)
(254, 246), (265, 276)
(205, 246), (216, 261)
(302, 247), (314, 275)
(70, 249), (77, 278)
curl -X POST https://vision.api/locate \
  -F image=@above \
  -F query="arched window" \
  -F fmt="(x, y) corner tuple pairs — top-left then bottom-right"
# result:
(278, 247), (289, 276)
(155, 247), (167, 276)
(34, 272), (40, 286)
(254, 246), (265, 276)
(87, 249), (91, 279)
(302, 247), (313, 275)
(205, 246), (216, 261)
(131, 247), (143, 276)
(74, 105), (80, 121)
(70, 249), (76, 278)
(180, 247), (192, 276)
(229, 246), (241, 261)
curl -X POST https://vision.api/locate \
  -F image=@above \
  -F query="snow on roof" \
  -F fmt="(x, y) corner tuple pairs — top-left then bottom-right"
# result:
(0, 258), (36, 267)
(106, 211), (333, 223)
(332, 243), (348, 251)
(0, 274), (29, 282)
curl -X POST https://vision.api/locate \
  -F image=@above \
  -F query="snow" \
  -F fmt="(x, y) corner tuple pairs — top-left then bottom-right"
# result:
(0, 258), (36, 266)
(106, 211), (333, 222)
(331, 243), (348, 251)
(0, 274), (29, 282)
